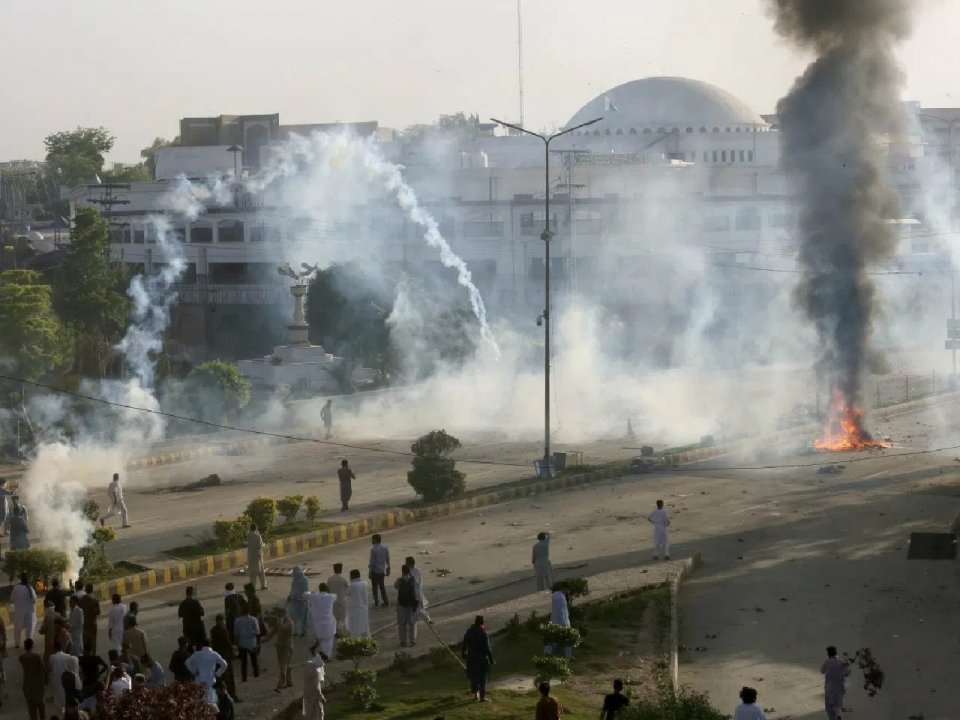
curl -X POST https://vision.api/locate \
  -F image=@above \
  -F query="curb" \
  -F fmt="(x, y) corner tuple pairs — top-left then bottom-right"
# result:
(668, 553), (703, 691)
(124, 435), (294, 471)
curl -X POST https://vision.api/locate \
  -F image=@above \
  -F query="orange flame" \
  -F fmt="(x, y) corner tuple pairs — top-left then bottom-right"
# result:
(814, 390), (891, 451)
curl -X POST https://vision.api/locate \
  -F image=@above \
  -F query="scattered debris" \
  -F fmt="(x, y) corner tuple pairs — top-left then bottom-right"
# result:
(433, 568), (451, 577)
(844, 648), (884, 697)
(817, 464), (846, 475)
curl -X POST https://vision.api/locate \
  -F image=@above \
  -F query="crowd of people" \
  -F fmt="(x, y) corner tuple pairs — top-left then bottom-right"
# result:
(0, 473), (855, 720)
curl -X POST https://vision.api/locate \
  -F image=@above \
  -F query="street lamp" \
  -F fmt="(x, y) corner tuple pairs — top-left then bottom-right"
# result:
(491, 115), (602, 475)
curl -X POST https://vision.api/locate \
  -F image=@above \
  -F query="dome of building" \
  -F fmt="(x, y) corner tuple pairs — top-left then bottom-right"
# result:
(566, 77), (766, 135)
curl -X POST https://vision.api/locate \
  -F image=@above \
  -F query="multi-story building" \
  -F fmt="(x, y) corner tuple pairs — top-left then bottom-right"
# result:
(67, 76), (955, 362)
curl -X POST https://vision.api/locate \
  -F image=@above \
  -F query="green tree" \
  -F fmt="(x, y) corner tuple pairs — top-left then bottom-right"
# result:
(53, 207), (130, 377)
(184, 360), (251, 421)
(43, 127), (115, 187)
(140, 137), (176, 177)
(102, 164), (152, 182)
(305, 263), (393, 378)
(406, 429), (466, 502)
(0, 270), (69, 381)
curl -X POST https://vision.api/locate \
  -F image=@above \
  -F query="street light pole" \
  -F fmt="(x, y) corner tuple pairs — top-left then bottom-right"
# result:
(491, 116), (602, 474)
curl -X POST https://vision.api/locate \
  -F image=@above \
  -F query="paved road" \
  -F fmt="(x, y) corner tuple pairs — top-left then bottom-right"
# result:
(2, 397), (959, 719)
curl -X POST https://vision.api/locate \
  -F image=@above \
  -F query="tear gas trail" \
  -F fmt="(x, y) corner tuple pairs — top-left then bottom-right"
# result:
(770, 0), (911, 444)
(18, 177), (217, 576)
(251, 133), (499, 357)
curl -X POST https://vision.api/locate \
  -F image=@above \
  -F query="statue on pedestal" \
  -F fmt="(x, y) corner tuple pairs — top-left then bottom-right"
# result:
(277, 262), (319, 346)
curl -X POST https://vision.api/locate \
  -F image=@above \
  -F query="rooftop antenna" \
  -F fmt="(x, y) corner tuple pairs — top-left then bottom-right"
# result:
(517, 0), (525, 126)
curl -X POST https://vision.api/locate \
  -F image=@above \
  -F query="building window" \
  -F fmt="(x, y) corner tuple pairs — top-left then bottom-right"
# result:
(218, 219), (244, 242)
(686, 127), (694, 133)
(748, 150), (754, 162)
(735, 207), (761, 231)
(605, 129), (611, 135)
(250, 222), (266, 242)
(171, 226), (186, 243)
(712, 127), (719, 133)
(705, 215), (731, 232)
(735, 127), (742, 132)
(190, 222), (213, 243)
(133, 226), (145, 244)
(615, 129), (623, 135)
(657, 127), (666, 133)
(629, 128), (637, 135)
(721, 151), (727, 162)
(593, 130), (600, 136)
(463, 221), (504, 238)
(712, 150), (718, 162)
(739, 150), (745, 161)
(725, 127), (731, 133)
(703, 151), (708, 162)
(643, 128), (652, 134)
(700, 127), (707, 133)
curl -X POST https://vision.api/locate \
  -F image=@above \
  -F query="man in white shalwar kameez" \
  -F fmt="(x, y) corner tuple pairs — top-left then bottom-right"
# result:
(647, 500), (671, 560)
(184, 641), (227, 705)
(11, 573), (37, 648)
(821, 645), (851, 720)
(326, 563), (349, 633)
(346, 570), (370, 637)
(302, 651), (326, 720)
(100, 473), (130, 528)
(305, 583), (338, 657)
(49, 641), (80, 713)
(247, 524), (267, 590)
(107, 594), (127, 652)
(532, 532), (553, 590)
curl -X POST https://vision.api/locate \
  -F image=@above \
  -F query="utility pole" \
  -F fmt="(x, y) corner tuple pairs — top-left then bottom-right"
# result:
(85, 182), (130, 224)
(491, 116), (602, 476)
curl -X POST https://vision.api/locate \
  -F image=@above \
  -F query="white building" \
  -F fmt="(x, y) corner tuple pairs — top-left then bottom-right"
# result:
(67, 76), (954, 363)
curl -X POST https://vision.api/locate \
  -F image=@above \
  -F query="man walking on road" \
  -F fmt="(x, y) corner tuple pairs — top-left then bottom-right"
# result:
(368, 534), (391, 607)
(532, 531), (553, 591)
(346, 569), (370, 637)
(19, 638), (47, 720)
(246, 524), (267, 590)
(100, 473), (130, 528)
(305, 582), (337, 658)
(821, 645), (851, 720)
(338, 459), (355, 512)
(647, 500), (670, 560)
(320, 399), (333, 439)
(326, 563), (349, 632)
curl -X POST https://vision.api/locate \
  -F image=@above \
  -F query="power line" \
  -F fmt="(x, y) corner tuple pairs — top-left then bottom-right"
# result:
(0, 372), (529, 469)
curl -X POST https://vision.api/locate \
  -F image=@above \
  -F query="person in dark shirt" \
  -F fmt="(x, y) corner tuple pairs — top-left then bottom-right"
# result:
(337, 459), (356, 512)
(224, 583), (247, 644)
(168, 636), (194, 682)
(210, 614), (239, 702)
(216, 679), (236, 720)
(123, 601), (140, 631)
(461, 615), (495, 701)
(600, 679), (629, 720)
(179, 586), (206, 646)
(46, 578), (69, 616)
(78, 644), (109, 697)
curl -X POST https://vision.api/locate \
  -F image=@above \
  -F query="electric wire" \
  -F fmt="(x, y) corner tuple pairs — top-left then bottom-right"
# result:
(0, 372), (530, 469)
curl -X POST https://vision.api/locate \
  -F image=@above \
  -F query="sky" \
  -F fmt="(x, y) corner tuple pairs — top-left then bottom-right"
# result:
(0, 0), (957, 164)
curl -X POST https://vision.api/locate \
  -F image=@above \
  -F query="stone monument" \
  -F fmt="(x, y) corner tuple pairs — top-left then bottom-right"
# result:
(237, 262), (374, 391)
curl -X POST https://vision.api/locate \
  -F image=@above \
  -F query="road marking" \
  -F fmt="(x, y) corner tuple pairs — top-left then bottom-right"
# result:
(862, 470), (890, 480)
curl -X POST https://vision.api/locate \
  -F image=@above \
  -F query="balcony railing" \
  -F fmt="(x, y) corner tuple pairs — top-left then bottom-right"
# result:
(174, 283), (289, 305)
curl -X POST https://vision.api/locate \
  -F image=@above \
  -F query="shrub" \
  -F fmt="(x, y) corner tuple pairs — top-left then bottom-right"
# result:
(277, 494), (304, 523)
(406, 429), (466, 502)
(245, 497), (277, 536)
(338, 637), (380, 711)
(504, 612), (522, 638)
(303, 495), (322, 521)
(213, 515), (250, 548)
(623, 684), (727, 720)
(390, 650), (414, 674)
(185, 360), (251, 421)
(532, 655), (571, 685)
(336, 636), (380, 669)
(94, 680), (218, 719)
(3, 547), (70, 584)
(79, 498), (100, 524)
(539, 623), (582, 650)
(525, 610), (544, 632)
(553, 577), (590, 601)
(79, 525), (118, 583)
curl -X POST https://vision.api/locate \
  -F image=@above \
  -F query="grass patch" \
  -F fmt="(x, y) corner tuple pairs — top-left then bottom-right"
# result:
(277, 587), (673, 720)
(163, 520), (338, 560)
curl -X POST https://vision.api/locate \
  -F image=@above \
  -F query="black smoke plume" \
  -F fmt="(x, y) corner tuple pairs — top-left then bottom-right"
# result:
(771, 0), (911, 411)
